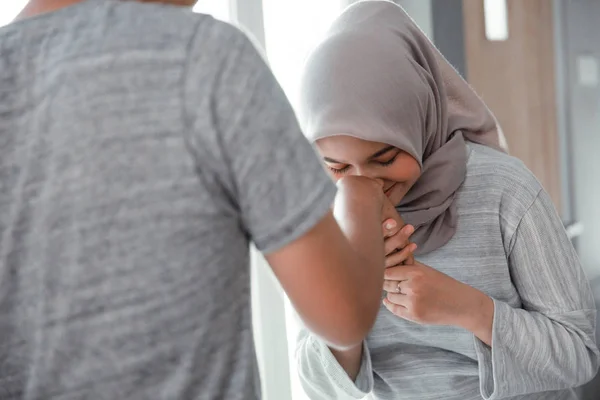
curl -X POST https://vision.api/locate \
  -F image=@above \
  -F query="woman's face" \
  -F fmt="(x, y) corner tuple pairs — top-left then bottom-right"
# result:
(316, 135), (421, 205)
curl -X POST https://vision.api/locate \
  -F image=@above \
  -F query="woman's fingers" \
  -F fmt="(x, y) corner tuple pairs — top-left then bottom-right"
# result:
(386, 292), (409, 305)
(383, 279), (406, 293)
(384, 264), (415, 281)
(385, 243), (417, 267)
(384, 224), (414, 255)
(382, 218), (399, 238)
(383, 297), (409, 318)
(381, 194), (406, 239)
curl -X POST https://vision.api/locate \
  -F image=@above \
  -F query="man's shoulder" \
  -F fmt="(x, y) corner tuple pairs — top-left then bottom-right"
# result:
(99, 0), (240, 52)
(108, 1), (241, 44)
(103, 1), (255, 80)
(7, 0), (243, 58)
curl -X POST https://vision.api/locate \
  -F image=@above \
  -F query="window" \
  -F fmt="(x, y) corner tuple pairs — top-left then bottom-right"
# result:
(193, 0), (232, 21)
(262, 2), (345, 398)
(193, 4), (296, 399)
(0, 0), (28, 27)
(263, 0), (344, 104)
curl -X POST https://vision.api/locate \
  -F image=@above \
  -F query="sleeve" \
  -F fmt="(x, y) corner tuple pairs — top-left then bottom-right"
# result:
(296, 329), (374, 399)
(474, 188), (600, 399)
(183, 21), (336, 254)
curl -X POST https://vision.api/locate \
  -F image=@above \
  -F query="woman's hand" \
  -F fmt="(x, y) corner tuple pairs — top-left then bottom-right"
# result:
(382, 262), (494, 346)
(380, 194), (417, 263)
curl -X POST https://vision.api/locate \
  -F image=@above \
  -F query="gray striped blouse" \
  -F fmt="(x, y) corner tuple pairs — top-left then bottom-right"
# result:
(296, 144), (599, 400)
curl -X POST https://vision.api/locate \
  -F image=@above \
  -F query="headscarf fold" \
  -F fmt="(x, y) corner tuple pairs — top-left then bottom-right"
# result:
(298, 0), (507, 254)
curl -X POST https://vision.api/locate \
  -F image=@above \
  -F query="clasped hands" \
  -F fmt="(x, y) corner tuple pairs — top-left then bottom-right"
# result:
(379, 196), (494, 343)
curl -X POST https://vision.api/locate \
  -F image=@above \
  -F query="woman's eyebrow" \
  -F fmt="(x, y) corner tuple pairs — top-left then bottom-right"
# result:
(369, 146), (396, 159)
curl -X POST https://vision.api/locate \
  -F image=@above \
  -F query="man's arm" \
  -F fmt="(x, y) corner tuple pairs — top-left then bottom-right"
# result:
(267, 177), (386, 349)
(185, 24), (388, 349)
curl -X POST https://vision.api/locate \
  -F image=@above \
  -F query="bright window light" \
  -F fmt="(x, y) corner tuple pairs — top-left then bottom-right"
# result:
(263, 0), (344, 105)
(484, 0), (509, 41)
(193, 0), (231, 21)
(0, 0), (28, 28)
(263, 2), (344, 398)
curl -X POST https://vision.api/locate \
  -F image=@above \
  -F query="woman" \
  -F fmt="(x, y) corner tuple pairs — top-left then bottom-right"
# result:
(295, 2), (599, 399)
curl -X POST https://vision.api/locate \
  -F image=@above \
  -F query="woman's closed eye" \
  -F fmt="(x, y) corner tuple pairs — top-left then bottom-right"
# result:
(375, 154), (398, 167)
(326, 155), (398, 175)
(327, 164), (351, 175)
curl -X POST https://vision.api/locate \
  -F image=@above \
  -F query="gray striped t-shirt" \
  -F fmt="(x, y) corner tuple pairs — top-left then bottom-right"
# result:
(297, 144), (600, 400)
(0, 1), (336, 399)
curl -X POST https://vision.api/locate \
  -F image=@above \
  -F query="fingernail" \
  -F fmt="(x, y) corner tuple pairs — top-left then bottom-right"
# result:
(385, 220), (397, 230)
(403, 225), (414, 235)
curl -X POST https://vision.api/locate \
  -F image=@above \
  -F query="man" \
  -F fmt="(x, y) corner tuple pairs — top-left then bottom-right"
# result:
(0, 1), (411, 399)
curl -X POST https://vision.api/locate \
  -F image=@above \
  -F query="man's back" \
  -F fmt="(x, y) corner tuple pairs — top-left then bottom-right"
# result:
(0, 1), (338, 398)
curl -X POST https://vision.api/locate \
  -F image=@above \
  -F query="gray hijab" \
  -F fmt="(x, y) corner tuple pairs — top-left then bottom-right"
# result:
(298, 0), (507, 255)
